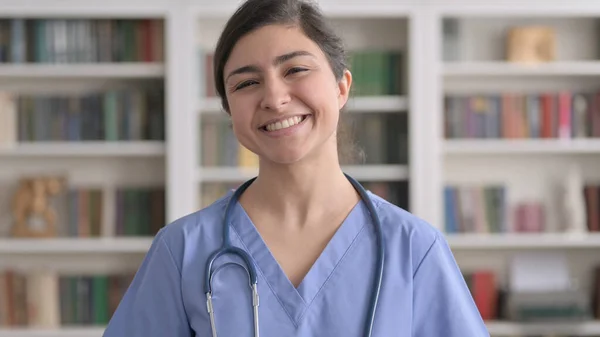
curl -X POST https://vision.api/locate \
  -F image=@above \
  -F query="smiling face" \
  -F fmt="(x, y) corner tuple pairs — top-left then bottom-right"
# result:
(223, 24), (352, 166)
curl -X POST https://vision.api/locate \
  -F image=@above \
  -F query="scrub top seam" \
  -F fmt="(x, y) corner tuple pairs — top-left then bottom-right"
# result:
(157, 231), (195, 330)
(297, 222), (368, 322)
(229, 223), (302, 328)
(412, 233), (439, 278)
(158, 233), (182, 276)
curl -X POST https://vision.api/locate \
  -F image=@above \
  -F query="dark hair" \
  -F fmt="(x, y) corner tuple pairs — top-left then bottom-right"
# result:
(213, 0), (364, 164)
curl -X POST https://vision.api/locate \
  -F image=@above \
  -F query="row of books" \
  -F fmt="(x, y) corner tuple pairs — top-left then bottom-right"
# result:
(114, 187), (165, 237)
(342, 113), (408, 165)
(0, 187), (167, 238)
(199, 113), (408, 167)
(463, 270), (497, 321)
(585, 184), (600, 232)
(0, 88), (165, 144)
(0, 18), (164, 64)
(200, 181), (409, 211)
(363, 181), (409, 211)
(199, 116), (259, 167)
(444, 91), (600, 139)
(347, 50), (406, 96)
(64, 188), (103, 238)
(200, 49), (406, 98)
(463, 267), (600, 323)
(445, 183), (600, 234)
(444, 185), (507, 234)
(0, 270), (133, 327)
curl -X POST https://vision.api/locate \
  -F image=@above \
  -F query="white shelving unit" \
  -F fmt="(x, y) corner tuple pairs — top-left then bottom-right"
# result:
(0, 0), (600, 336)
(433, 2), (600, 335)
(0, 2), (175, 335)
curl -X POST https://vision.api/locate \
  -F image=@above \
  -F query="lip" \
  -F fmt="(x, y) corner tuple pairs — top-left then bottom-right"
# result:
(258, 114), (311, 129)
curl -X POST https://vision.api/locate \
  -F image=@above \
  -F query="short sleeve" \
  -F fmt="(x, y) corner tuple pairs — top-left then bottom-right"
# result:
(412, 233), (490, 337)
(103, 229), (192, 337)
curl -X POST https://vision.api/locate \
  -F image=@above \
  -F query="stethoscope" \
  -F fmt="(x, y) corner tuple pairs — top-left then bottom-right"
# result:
(204, 174), (385, 337)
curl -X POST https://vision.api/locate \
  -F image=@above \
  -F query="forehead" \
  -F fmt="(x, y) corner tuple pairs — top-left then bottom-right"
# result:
(225, 24), (325, 71)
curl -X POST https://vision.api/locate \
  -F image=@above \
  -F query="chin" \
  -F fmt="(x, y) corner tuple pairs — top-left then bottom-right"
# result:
(262, 148), (310, 166)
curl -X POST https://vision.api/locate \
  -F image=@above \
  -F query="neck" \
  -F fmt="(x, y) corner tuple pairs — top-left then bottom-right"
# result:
(241, 144), (359, 230)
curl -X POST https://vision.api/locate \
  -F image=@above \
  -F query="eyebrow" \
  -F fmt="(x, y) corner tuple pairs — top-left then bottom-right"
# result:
(225, 50), (315, 82)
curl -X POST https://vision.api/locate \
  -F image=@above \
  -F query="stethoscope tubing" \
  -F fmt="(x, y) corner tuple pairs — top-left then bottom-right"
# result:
(203, 174), (384, 337)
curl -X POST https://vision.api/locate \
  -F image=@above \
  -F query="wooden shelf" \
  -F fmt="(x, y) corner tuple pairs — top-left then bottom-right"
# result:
(0, 238), (152, 254)
(0, 327), (104, 337)
(198, 96), (408, 115)
(0, 63), (165, 78)
(486, 320), (600, 336)
(446, 233), (600, 249)
(444, 139), (600, 155)
(443, 61), (600, 77)
(0, 141), (166, 157)
(198, 164), (409, 182)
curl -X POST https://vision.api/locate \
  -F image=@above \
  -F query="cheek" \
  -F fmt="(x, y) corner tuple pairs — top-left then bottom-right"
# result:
(295, 75), (340, 120)
(230, 112), (253, 137)
(228, 95), (257, 128)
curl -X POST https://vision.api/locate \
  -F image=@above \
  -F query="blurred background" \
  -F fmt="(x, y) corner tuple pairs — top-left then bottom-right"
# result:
(0, 0), (600, 336)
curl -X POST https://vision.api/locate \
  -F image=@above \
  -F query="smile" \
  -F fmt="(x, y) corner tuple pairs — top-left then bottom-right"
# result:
(261, 115), (308, 132)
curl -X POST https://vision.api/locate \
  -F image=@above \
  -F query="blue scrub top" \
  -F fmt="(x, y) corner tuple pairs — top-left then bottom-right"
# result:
(103, 190), (489, 336)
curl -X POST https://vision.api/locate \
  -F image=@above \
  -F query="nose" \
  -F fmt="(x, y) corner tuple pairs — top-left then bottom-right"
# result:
(260, 77), (291, 111)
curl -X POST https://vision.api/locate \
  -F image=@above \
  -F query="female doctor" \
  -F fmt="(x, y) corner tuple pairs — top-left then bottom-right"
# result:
(103, 0), (489, 336)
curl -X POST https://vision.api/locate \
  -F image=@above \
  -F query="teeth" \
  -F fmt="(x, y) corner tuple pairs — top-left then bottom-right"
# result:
(265, 116), (304, 131)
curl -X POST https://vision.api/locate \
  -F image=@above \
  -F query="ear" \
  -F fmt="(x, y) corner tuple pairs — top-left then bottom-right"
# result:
(337, 69), (352, 110)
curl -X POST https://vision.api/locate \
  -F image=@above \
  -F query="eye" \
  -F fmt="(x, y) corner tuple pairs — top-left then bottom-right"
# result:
(286, 67), (308, 76)
(234, 79), (259, 91)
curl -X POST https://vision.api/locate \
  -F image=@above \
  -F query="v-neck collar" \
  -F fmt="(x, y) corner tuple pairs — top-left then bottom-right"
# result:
(227, 194), (370, 326)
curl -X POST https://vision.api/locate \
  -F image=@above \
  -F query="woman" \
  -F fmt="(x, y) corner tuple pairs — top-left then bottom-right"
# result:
(103, 0), (488, 336)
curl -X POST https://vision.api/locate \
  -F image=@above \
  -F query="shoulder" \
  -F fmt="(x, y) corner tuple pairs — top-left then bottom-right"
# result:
(146, 191), (234, 269)
(367, 192), (447, 276)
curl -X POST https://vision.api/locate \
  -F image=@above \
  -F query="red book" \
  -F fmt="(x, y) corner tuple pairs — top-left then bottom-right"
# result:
(472, 271), (497, 320)
(558, 91), (572, 139)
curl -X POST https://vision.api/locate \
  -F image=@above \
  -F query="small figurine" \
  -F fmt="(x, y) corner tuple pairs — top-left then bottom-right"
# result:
(11, 176), (65, 238)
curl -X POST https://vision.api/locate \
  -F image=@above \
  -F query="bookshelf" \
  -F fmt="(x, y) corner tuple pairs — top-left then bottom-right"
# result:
(435, 1), (600, 333)
(1, 0), (600, 336)
(0, 2), (173, 335)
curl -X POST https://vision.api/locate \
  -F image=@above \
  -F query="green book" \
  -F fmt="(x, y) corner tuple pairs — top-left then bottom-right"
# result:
(93, 276), (109, 325)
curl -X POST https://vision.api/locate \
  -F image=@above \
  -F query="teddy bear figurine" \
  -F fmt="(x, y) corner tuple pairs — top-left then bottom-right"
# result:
(11, 176), (65, 238)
